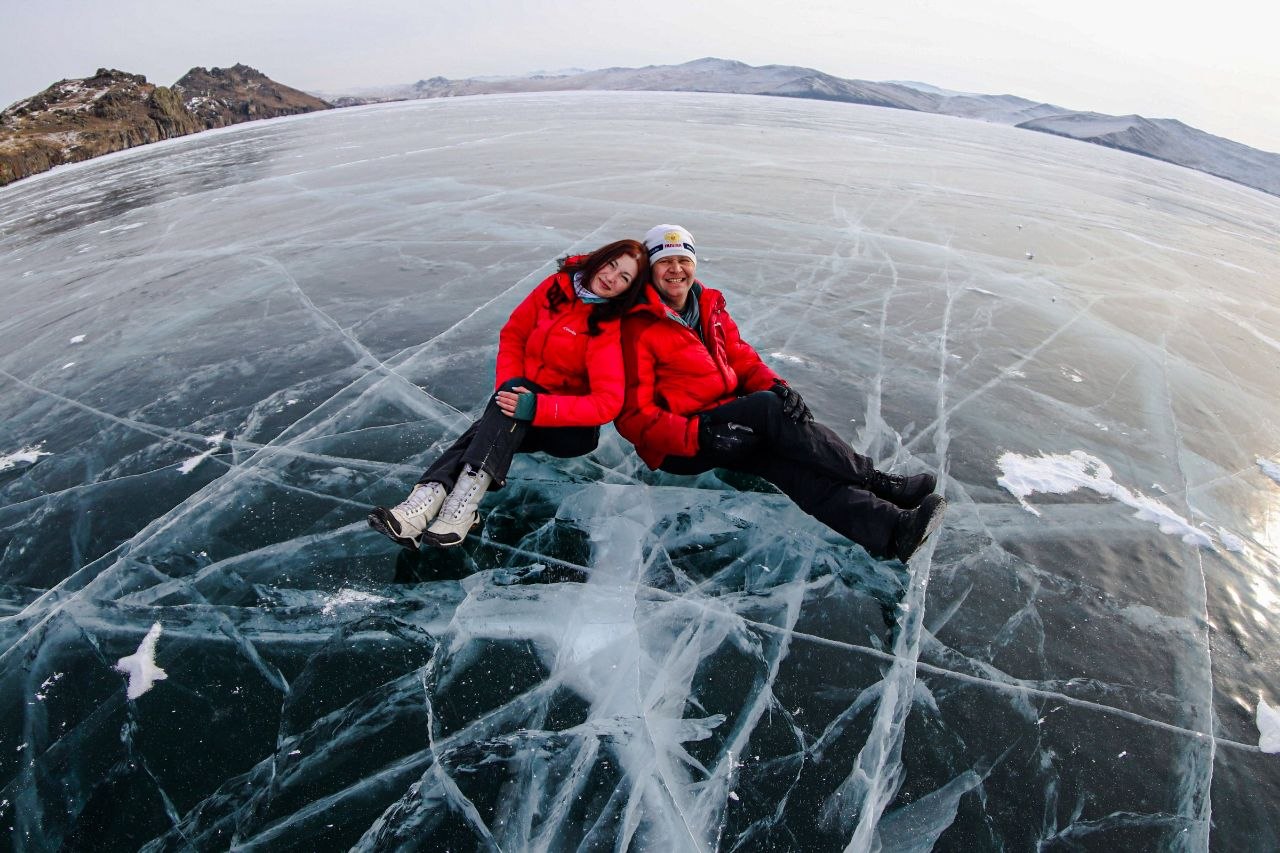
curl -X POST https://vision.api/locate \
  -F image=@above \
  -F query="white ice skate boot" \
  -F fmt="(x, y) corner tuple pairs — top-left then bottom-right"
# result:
(367, 482), (447, 550)
(424, 465), (491, 547)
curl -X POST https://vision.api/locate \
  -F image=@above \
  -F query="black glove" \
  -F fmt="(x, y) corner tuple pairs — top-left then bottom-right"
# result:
(771, 381), (813, 423)
(698, 415), (762, 457)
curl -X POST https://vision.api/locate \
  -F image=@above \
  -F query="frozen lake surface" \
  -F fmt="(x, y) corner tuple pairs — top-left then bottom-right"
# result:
(1, 91), (1279, 850)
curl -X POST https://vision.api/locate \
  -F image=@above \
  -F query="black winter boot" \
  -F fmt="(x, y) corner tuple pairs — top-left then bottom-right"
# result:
(892, 494), (947, 562)
(867, 470), (937, 509)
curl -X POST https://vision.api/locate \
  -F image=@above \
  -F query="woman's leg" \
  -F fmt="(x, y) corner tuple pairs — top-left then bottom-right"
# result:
(454, 377), (547, 489)
(417, 418), (483, 491)
(426, 377), (548, 547)
(375, 378), (534, 550)
(518, 425), (601, 459)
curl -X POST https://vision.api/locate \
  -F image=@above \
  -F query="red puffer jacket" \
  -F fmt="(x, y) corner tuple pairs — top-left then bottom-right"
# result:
(494, 262), (624, 428)
(616, 282), (780, 468)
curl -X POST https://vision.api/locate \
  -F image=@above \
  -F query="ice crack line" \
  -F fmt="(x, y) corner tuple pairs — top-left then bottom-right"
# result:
(473, 541), (1262, 754)
(253, 254), (419, 385)
(902, 294), (1103, 454)
(1159, 328), (1216, 852)
(835, 258), (959, 849)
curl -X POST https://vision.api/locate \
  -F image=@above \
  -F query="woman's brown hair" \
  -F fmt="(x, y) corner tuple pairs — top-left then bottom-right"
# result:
(548, 239), (649, 335)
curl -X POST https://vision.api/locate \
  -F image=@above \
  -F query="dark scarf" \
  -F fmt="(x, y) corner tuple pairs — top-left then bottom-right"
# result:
(675, 282), (703, 342)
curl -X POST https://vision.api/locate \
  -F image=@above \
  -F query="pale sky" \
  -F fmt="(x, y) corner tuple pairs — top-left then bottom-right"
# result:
(4, 0), (1278, 153)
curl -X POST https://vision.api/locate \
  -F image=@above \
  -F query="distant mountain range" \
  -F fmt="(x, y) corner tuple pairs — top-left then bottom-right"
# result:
(4, 58), (1277, 198)
(0, 65), (330, 186)
(321, 57), (1280, 198)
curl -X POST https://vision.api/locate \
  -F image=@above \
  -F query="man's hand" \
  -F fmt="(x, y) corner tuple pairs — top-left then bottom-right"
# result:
(496, 386), (537, 421)
(771, 381), (813, 424)
(698, 415), (762, 457)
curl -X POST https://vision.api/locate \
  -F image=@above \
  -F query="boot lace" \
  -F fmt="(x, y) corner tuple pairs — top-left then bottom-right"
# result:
(870, 471), (904, 490)
(399, 483), (443, 517)
(438, 476), (482, 522)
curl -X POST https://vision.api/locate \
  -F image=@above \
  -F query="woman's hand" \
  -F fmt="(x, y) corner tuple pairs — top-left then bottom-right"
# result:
(496, 386), (530, 417)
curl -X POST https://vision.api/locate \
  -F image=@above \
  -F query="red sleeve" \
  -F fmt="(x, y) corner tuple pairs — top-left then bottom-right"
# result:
(530, 320), (625, 427)
(721, 309), (781, 393)
(495, 275), (554, 388)
(615, 320), (700, 462)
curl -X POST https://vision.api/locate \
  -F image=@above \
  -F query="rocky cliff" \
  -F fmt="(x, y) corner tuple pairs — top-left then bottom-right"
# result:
(174, 63), (330, 129)
(0, 65), (330, 187)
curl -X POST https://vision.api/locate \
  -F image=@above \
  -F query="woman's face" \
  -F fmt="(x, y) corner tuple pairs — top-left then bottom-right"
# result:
(588, 254), (639, 299)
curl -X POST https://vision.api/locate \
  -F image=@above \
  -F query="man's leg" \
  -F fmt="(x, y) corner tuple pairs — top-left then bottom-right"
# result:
(737, 453), (902, 558)
(700, 391), (876, 481)
(701, 391), (935, 508)
(659, 440), (901, 558)
(671, 392), (943, 557)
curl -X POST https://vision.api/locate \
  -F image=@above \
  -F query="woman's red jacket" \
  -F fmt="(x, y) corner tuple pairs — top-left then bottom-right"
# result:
(494, 263), (624, 428)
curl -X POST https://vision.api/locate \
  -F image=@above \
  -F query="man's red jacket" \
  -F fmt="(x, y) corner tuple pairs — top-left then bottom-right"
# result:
(616, 282), (780, 468)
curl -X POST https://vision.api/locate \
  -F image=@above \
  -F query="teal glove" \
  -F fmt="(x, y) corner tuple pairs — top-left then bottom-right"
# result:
(512, 391), (537, 422)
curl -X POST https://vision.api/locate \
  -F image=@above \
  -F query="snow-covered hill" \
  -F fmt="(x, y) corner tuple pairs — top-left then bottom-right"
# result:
(320, 57), (1280, 197)
(1018, 112), (1280, 196)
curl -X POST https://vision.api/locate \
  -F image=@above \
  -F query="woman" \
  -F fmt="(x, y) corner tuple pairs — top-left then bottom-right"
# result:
(369, 239), (648, 549)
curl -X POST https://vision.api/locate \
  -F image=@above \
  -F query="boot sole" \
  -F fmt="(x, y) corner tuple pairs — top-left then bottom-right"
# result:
(423, 513), (481, 548)
(368, 509), (421, 551)
(919, 498), (947, 543)
(890, 494), (952, 560)
(904, 498), (948, 561)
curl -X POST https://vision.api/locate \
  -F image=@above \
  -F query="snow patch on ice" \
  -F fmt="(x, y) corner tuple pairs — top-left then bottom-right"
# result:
(768, 350), (810, 366)
(61, 362), (75, 370)
(177, 454), (209, 475)
(0, 444), (51, 472)
(1258, 458), (1280, 487)
(321, 589), (391, 615)
(1216, 528), (1246, 553)
(99, 222), (147, 234)
(996, 450), (1214, 548)
(178, 432), (226, 474)
(1258, 696), (1280, 753)
(114, 622), (167, 700)
(35, 672), (65, 701)
(69, 334), (86, 344)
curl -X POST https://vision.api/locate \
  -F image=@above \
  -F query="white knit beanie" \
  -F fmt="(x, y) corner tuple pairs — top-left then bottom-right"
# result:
(644, 224), (695, 263)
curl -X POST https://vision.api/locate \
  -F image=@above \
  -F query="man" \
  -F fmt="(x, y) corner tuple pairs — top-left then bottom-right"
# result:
(615, 224), (947, 562)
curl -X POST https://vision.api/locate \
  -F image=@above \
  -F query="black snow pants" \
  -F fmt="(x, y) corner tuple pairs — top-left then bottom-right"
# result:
(659, 390), (901, 557)
(417, 378), (600, 491)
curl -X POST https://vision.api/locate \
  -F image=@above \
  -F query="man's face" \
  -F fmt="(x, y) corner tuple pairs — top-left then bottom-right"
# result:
(651, 255), (696, 310)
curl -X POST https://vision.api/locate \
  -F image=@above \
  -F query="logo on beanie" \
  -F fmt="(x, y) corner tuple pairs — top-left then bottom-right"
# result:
(664, 231), (683, 244)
